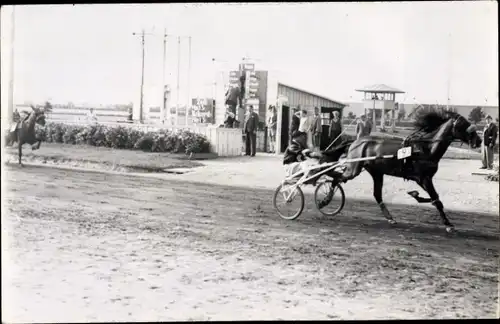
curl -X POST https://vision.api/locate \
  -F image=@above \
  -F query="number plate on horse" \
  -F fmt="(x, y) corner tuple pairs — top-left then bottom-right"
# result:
(397, 147), (412, 160)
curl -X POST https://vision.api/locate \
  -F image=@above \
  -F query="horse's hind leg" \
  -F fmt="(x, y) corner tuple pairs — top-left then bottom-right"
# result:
(31, 141), (41, 150)
(18, 142), (23, 166)
(340, 162), (363, 182)
(369, 170), (396, 225)
(418, 177), (454, 233)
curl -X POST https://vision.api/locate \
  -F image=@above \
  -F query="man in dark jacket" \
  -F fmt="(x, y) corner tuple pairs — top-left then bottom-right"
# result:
(481, 114), (498, 169)
(289, 107), (301, 144)
(224, 75), (246, 128)
(328, 110), (342, 147)
(283, 132), (321, 183)
(244, 105), (259, 157)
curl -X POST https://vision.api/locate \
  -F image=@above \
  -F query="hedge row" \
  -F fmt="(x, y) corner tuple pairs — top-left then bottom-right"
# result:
(34, 122), (211, 154)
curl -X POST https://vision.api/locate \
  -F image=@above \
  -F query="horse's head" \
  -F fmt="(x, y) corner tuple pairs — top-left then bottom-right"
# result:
(30, 105), (46, 126)
(450, 114), (481, 148)
(413, 108), (482, 148)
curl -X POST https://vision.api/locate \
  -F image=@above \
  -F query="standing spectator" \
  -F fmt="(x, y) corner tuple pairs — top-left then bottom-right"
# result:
(86, 107), (98, 124)
(481, 114), (498, 170)
(356, 113), (372, 140)
(328, 111), (342, 147)
(224, 107), (236, 128)
(127, 106), (133, 122)
(244, 105), (259, 157)
(298, 109), (312, 145)
(267, 105), (277, 153)
(224, 75), (245, 128)
(310, 107), (322, 151)
(289, 107), (300, 144)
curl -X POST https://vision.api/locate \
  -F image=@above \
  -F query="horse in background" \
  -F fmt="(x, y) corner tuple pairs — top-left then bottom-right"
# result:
(340, 108), (482, 233)
(5, 105), (46, 166)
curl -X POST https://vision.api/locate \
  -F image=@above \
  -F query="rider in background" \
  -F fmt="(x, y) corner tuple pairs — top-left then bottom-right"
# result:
(13, 109), (21, 123)
(224, 75), (246, 128)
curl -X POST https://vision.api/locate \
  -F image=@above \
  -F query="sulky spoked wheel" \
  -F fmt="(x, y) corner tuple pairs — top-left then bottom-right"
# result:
(314, 180), (346, 217)
(272, 182), (305, 220)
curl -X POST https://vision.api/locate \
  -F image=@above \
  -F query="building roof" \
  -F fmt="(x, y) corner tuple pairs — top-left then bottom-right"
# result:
(277, 82), (347, 107)
(355, 84), (405, 94)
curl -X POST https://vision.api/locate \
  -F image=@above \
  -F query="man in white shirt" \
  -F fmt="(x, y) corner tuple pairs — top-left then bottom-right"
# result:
(86, 108), (98, 124)
(298, 109), (312, 147)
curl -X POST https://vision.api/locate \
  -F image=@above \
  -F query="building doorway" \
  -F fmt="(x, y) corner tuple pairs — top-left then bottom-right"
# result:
(280, 105), (290, 153)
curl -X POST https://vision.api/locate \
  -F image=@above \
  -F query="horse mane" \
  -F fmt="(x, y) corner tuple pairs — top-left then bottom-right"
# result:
(412, 106), (458, 133)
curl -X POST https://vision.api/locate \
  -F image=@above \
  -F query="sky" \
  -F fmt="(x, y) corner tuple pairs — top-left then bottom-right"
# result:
(1, 2), (498, 108)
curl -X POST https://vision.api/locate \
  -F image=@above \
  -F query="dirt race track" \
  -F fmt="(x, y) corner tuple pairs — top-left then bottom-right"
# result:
(2, 165), (499, 321)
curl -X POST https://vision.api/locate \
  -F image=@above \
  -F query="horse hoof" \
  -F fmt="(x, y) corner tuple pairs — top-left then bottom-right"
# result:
(445, 226), (455, 233)
(388, 219), (397, 225)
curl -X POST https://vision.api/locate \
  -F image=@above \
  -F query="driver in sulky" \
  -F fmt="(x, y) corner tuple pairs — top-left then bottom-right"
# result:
(283, 132), (322, 183)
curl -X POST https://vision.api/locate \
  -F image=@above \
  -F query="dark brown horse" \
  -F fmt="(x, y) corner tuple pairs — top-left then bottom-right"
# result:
(340, 108), (482, 233)
(5, 105), (46, 166)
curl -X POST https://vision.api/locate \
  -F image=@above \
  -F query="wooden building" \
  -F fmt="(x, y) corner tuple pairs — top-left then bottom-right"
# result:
(267, 81), (346, 154)
(216, 67), (346, 153)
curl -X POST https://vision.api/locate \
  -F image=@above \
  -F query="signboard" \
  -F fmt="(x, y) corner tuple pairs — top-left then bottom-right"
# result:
(191, 97), (214, 124)
(397, 147), (412, 160)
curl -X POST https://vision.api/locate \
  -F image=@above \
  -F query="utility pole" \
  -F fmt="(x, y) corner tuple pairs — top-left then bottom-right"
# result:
(176, 36), (181, 126)
(161, 28), (167, 124)
(7, 6), (15, 124)
(132, 29), (146, 123)
(446, 32), (452, 110)
(186, 36), (192, 126)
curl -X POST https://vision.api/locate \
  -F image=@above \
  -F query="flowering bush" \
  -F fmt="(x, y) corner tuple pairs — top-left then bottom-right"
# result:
(62, 125), (80, 144)
(36, 122), (211, 154)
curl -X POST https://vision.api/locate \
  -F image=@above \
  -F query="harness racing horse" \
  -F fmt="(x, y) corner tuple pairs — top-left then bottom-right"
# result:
(5, 105), (46, 166)
(340, 108), (482, 233)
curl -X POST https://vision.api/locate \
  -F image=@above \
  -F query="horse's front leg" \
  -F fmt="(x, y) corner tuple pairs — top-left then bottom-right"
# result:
(419, 177), (454, 233)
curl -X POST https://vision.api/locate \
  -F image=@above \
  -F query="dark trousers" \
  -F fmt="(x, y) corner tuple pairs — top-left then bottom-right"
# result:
(245, 131), (257, 156)
(312, 132), (321, 148)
